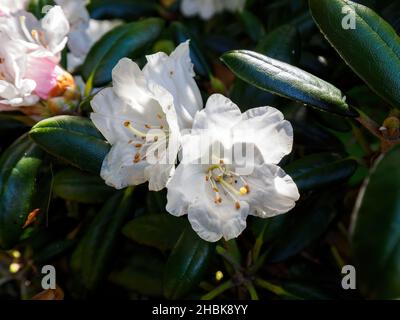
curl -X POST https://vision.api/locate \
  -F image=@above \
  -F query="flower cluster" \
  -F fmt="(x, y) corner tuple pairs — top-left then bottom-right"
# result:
(91, 42), (300, 242)
(180, 0), (246, 20)
(0, 1), (119, 118)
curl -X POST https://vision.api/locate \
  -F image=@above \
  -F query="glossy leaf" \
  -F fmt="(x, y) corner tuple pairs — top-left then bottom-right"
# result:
(309, 0), (400, 108)
(351, 146), (400, 299)
(0, 134), (49, 249)
(71, 188), (135, 292)
(164, 228), (215, 299)
(239, 10), (265, 42)
(109, 250), (164, 297)
(123, 214), (187, 251)
(88, 0), (157, 20)
(53, 168), (114, 204)
(221, 50), (357, 116)
(81, 18), (164, 86)
(284, 153), (358, 192)
(29, 116), (110, 174)
(231, 24), (300, 109)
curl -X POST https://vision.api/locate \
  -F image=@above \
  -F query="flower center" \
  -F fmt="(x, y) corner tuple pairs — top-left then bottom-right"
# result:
(205, 160), (250, 210)
(122, 113), (170, 164)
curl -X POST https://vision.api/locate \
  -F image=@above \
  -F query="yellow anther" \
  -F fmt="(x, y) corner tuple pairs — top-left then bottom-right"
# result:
(215, 271), (224, 281)
(239, 187), (248, 195)
(235, 201), (241, 210)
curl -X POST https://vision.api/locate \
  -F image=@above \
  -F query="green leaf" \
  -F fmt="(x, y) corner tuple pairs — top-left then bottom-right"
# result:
(351, 145), (400, 299)
(122, 213), (187, 251)
(33, 239), (76, 265)
(0, 134), (49, 249)
(256, 24), (300, 64)
(309, 0), (400, 109)
(109, 250), (164, 297)
(239, 10), (266, 42)
(164, 228), (215, 299)
(71, 188), (135, 292)
(81, 18), (164, 87)
(266, 191), (340, 262)
(53, 168), (114, 204)
(231, 24), (300, 109)
(221, 50), (357, 116)
(284, 153), (358, 192)
(88, 0), (157, 20)
(171, 22), (211, 78)
(29, 116), (110, 174)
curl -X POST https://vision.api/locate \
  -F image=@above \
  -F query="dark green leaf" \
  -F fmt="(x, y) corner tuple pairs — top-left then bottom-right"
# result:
(82, 18), (164, 86)
(221, 50), (357, 116)
(266, 191), (340, 262)
(71, 188), (135, 292)
(0, 134), (49, 249)
(123, 214), (187, 251)
(231, 24), (300, 109)
(164, 228), (215, 299)
(109, 250), (164, 296)
(284, 153), (358, 192)
(239, 10), (266, 42)
(29, 116), (110, 174)
(351, 146), (400, 299)
(309, 0), (400, 108)
(88, 0), (157, 20)
(53, 168), (114, 204)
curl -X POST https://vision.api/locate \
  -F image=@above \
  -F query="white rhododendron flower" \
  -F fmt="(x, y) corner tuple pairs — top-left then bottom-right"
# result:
(166, 94), (299, 242)
(0, 0), (27, 16)
(181, 0), (245, 20)
(55, 0), (122, 71)
(91, 41), (202, 191)
(181, 94), (294, 165)
(0, 6), (70, 109)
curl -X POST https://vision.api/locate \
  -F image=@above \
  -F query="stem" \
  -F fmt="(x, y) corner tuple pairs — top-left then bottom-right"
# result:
(201, 280), (235, 300)
(356, 116), (382, 140)
(255, 278), (299, 299)
(216, 246), (241, 271)
(330, 245), (345, 270)
(244, 282), (259, 300)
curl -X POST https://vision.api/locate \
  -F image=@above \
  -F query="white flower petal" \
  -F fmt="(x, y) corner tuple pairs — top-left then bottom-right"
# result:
(166, 163), (206, 216)
(41, 6), (70, 54)
(234, 106), (294, 164)
(100, 142), (148, 189)
(246, 164), (300, 217)
(192, 93), (242, 131)
(188, 198), (249, 242)
(143, 40), (202, 130)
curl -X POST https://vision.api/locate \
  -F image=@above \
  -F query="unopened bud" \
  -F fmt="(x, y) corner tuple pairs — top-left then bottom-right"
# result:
(380, 116), (400, 140)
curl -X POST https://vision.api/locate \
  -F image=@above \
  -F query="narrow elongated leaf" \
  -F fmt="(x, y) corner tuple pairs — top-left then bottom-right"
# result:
(109, 251), (164, 297)
(309, 0), (400, 108)
(351, 146), (400, 299)
(29, 116), (110, 174)
(221, 50), (357, 116)
(0, 134), (49, 249)
(284, 153), (358, 192)
(123, 214), (187, 251)
(231, 24), (300, 109)
(164, 228), (215, 299)
(53, 168), (114, 203)
(82, 18), (164, 86)
(71, 188), (135, 292)
(88, 0), (157, 20)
